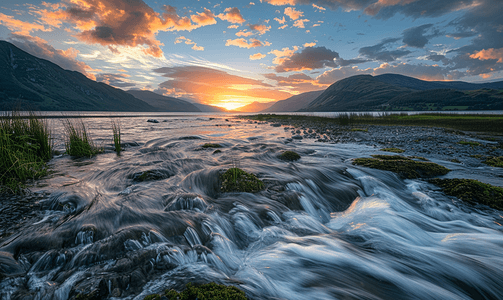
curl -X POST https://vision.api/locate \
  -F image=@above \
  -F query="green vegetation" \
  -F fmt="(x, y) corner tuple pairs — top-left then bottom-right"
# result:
(350, 128), (368, 132)
(450, 158), (461, 163)
(353, 155), (450, 179)
(429, 178), (503, 210)
(202, 143), (222, 149)
(483, 156), (503, 168)
(408, 155), (428, 161)
(111, 120), (121, 155)
(381, 147), (405, 153)
(458, 140), (481, 146)
(63, 119), (102, 158)
(278, 150), (301, 161)
(0, 111), (52, 193)
(144, 282), (248, 300)
(244, 113), (503, 134)
(220, 168), (264, 193)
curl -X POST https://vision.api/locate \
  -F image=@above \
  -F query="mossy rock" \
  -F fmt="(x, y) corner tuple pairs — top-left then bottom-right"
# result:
(202, 143), (222, 149)
(429, 178), (503, 210)
(353, 155), (450, 179)
(144, 282), (248, 300)
(380, 148), (405, 153)
(458, 140), (481, 146)
(483, 156), (503, 168)
(213, 149), (222, 154)
(220, 168), (264, 193)
(450, 158), (461, 163)
(408, 155), (428, 161)
(278, 151), (301, 161)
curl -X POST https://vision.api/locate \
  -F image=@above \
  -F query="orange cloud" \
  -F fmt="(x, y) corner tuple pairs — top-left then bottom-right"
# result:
(0, 13), (49, 35)
(470, 48), (503, 63)
(249, 53), (266, 60)
(364, 0), (419, 15)
(225, 38), (271, 48)
(274, 16), (286, 24)
(303, 42), (316, 47)
(284, 7), (303, 20)
(278, 24), (288, 29)
(269, 46), (299, 64)
(264, 72), (329, 93)
(190, 8), (217, 26)
(248, 24), (271, 35)
(262, 0), (296, 5)
(228, 24), (240, 29)
(312, 4), (326, 11)
(217, 7), (245, 24)
(174, 36), (204, 51)
(236, 30), (254, 37)
(293, 19), (309, 28)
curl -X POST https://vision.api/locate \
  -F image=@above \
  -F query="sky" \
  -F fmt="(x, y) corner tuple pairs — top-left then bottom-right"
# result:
(1, 0), (502, 110)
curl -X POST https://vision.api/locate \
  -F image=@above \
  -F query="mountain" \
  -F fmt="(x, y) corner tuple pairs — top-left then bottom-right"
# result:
(127, 90), (200, 112)
(233, 101), (274, 112)
(303, 74), (503, 112)
(192, 103), (228, 112)
(304, 75), (412, 111)
(261, 90), (324, 112)
(0, 40), (157, 111)
(375, 73), (503, 91)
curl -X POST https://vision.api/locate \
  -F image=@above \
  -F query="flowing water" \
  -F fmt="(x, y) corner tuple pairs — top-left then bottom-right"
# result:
(1, 113), (503, 300)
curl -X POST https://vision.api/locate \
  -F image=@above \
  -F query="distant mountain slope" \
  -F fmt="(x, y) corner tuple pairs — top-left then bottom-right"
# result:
(375, 73), (503, 90)
(261, 90), (324, 112)
(304, 75), (412, 111)
(233, 101), (274, 112)
(127, 90), (200, 112)
(303, 74), (503, 112)
(0, 40), (157, 111)
(192, 103), (228, 112)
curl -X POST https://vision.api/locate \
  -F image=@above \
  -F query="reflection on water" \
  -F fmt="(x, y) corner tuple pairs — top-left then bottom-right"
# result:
(1, 114), (502, 300)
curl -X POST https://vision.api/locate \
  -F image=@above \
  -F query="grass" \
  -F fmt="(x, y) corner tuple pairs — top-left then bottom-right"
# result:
(202, 143), (222, 149)
(63, 119), (102, 158)
(351, 128), (368, 132)
(111, 119), (121, 155)
(483, 156), (503, 167)
(0, 111), (52, 193)
(353, 155), (450, 179)
(144, 282), (248, 300)
(430, 178), (503, 210)
(220, 168), (264, 193)
(458, 140), (481, 146)
(243, 113), (503, 134)
(381, 147), (405, 153)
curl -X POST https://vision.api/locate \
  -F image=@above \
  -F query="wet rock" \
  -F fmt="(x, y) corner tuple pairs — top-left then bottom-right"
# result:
(292, 135), (303, 140)
(147, 119), (159, 123)
(131, 170), (174, 182)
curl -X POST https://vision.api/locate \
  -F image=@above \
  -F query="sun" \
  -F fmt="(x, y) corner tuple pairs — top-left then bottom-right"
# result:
(214, 100), (248, 111)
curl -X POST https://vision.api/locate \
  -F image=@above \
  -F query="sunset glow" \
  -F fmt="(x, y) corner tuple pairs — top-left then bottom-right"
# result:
(1, 0), (502, 108)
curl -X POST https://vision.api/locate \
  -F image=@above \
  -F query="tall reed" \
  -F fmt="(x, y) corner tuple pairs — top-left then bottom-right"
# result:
(0, 111), (52, 193)
(63, 119), (101, 157)
(111, 119), (121, 155)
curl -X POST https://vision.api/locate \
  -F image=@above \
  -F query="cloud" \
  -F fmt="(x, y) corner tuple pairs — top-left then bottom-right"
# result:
(174, 36), (204, 51)
(217, 7), (246, 24)
(225, 38), (271, 48)
(8, 33), (96, 80)
(264, 72), (329, 93)
(228, 25), (240, 29)
(274, 16), (286, 24)
(284, 7), (304, 20)
(303, 42), (317, 47)
(293, 19), (309, 28)
(262, 0), (297, 5)
(470, 48), (503, 63)
(236, 30), (254, 37)
(269, 46), (299, 64)
(359, 38), (410, 62)
(248, 23), (271, 35)
(32, 1), (217, 58)
(0, 12), (49, 35)
(250, 53), (267, 60)
(96, 73), (136, 88)
(274, 46), (339, 72)
(278, 24), (288, 29)
(402, 24), (439, 48)
(312, 4), (326, 10)
(153, 66), (292, 104)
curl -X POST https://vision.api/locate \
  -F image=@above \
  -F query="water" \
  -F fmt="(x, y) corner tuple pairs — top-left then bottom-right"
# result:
(1, 113), (502, 300)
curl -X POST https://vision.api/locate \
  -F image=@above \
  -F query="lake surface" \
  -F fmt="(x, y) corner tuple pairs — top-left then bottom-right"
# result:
(1, 113), (502, 300)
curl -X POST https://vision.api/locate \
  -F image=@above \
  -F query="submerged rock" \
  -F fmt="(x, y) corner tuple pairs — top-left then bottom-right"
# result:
(131, 170), (174, 182)
(147, 119), (159, 123)
(353, 155), (450, 179)
(278, 151), (301, 161)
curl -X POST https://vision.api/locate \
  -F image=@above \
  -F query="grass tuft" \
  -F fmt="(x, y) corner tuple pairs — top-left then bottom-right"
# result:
(0, 111), (52, 193)
(63, 119), (102, 158)
(220, 168), (264, 193)
(111, 120), (121, 155)
(278, 150), (301, 161)
(483, 156), (503, 168)
(381, 147), (405, 153)
(458, 140), (481, 146)
(143, 282), (248, 300)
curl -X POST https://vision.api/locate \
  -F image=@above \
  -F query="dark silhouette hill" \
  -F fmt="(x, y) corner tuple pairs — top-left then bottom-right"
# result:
(233, 101), (274, 112)
(261, 90), (324, 112)
(127, 90), (200, 112)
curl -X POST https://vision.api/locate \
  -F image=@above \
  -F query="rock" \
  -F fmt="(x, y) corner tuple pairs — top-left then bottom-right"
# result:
(147, 119), (159, 123)
(292, 135), (303, 140)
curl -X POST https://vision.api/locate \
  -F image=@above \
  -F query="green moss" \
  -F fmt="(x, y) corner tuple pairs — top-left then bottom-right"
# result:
(220, 168), (264, 193)
(450, 158), (461, 163)
(470, 154), (484, 159)
(278, 151), (301, 161)
(483, 156), (503, 167)
(202, 143), (222, 149)
(351, 128), (368, 132)
(353, 155), (450, 179)
(408, 155), (428, 161)
(381, 148), (405, 153)
(458, 140), (481, 146)
(429, 178), (503, 210)
(143, 283), (248, 300)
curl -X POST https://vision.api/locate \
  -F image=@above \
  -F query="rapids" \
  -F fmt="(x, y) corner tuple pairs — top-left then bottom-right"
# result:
(1, 113), (502, 300)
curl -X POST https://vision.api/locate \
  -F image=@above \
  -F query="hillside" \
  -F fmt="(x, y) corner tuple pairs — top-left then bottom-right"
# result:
(127, 90), (200, 112)
(0, 40), (157, 111)
(261, 90), (324, 112)
(303, 74), (503, 112)
(192, 103), (228, 112)
(375, 74), (503, 91)
(233, 101), (274, 112)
